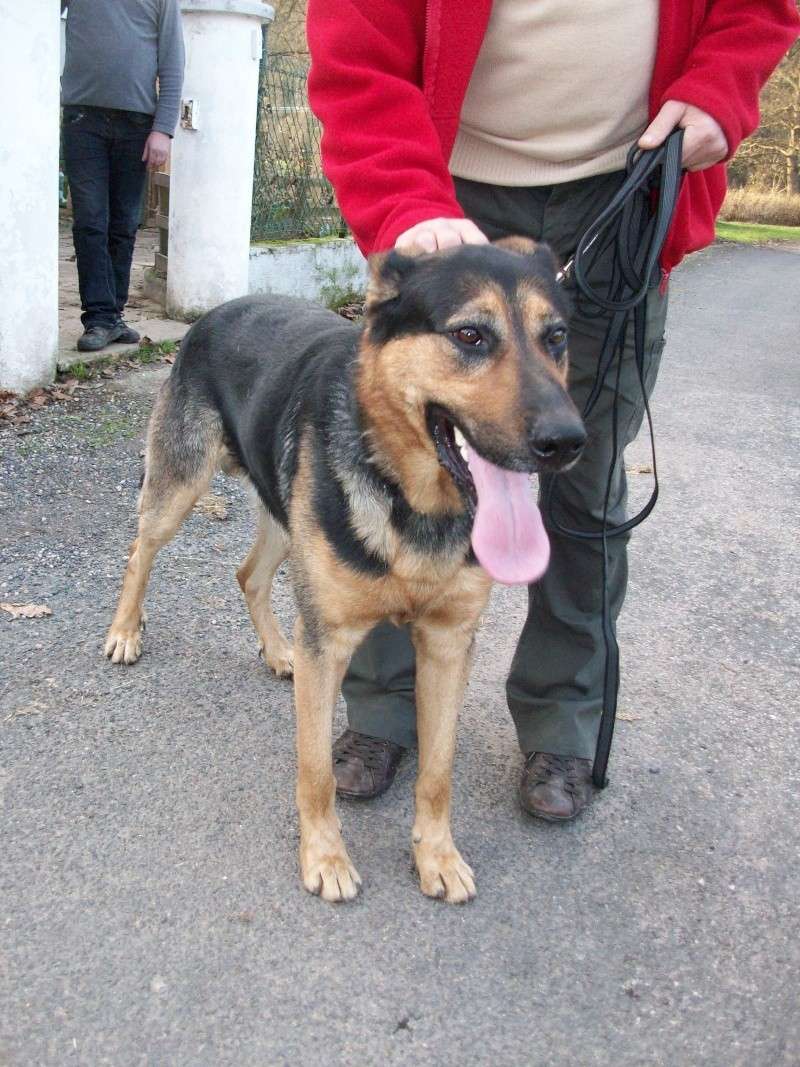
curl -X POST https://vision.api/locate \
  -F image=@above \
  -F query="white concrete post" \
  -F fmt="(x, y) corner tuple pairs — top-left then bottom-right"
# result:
(0, 2), (60, 393)
(167, 0), (274, 321)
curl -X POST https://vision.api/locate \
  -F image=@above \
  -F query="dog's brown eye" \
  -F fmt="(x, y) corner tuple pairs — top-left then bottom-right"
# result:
(548, 327), (567, 348)
(453, 327), (483, 346)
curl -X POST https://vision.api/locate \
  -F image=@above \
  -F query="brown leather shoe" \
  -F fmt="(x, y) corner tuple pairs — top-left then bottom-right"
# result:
(332, 729), (407, 799)
(520, 751), (594, 822)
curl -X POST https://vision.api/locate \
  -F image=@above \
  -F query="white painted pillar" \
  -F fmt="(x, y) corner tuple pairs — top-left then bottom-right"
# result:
(0, 2), (60, 393)
(167, 0), (274, 321)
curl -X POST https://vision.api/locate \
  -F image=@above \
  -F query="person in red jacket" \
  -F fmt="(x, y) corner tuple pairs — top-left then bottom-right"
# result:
(306, 0), (799, 820)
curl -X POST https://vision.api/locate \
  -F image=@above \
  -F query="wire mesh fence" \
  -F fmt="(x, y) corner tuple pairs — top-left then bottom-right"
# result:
(252, 50), (346, 241)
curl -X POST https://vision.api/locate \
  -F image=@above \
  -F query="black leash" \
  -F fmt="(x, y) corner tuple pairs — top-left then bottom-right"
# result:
(546, 129), (685, 789)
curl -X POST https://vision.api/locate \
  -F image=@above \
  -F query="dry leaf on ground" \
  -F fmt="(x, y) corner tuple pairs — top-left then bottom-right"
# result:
(0, 381), (82, 425)
(27, 390), (49, 409)
(1, 602), (53, 620)
(4, 701), (48, 722)
(336, 302), (365, 321)
(194, 493), (229, 520)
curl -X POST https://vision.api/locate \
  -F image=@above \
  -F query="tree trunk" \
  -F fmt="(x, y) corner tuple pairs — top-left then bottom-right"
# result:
(788, 154), (800, 196)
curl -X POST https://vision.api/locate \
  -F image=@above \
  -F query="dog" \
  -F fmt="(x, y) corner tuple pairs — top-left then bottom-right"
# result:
(104, 237), (586, 904)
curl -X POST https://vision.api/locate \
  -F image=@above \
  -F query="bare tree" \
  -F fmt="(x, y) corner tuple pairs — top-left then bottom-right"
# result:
(268, 0), (308, 55)
(735, 43), (800, 193)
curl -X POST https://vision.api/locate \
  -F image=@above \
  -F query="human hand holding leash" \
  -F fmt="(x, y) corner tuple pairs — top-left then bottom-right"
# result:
(142, 131), (171, 171)
(639, 100), (728, 171)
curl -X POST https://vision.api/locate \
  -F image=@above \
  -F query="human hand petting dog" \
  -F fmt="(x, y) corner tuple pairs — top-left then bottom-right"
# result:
(395, 216), (488, 251)
(639, 100), (728, 171)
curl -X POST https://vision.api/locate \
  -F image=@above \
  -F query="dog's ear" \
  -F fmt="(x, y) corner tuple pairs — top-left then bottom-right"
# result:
(366, 248), (422, 308)
(492, 235), (540, 256)
(493, 236), (562, 281)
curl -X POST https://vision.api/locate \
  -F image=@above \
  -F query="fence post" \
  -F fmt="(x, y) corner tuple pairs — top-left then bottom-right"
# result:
(0, 1), (60, 393)
(167, 0), (274, 322)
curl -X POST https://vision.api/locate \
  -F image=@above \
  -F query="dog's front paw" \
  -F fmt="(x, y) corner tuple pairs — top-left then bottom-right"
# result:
(414, 842), (476, 904)
(300, 837), (361, 903)
(104, 622), (143, 665)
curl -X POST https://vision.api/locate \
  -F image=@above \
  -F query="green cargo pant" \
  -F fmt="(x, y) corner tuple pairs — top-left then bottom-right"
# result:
(341, 170), (669, 759)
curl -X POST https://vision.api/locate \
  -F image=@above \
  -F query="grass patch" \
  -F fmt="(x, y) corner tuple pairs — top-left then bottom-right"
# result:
(65, 354), (118, 380)
(716, 220), (800, 244)
(57, 339), (179, 384)
(720, 187), (800, 227)
(323, 287), (365, 312)
(137, 338), (177, 362)
(81, 413), (139, 447)
(316, 264), (365, 312)
(69, 361), (94, 381)
(251, 236), (349, 248)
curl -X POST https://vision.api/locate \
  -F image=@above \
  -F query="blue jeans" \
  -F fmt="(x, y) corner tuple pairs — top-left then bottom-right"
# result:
(62, 106), (151, 328)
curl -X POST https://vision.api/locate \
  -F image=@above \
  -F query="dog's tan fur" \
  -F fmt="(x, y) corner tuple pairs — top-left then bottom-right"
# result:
(287, 432), (491, 900)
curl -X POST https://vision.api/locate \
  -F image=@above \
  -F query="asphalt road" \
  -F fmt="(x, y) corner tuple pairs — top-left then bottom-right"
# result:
(1, 242), (798, 1066)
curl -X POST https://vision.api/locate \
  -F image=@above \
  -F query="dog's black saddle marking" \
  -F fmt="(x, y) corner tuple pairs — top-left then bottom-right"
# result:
(172, 294), (473, 577)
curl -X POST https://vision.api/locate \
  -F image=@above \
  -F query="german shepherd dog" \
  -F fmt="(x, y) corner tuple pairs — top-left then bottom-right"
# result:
(104, 238), (585, 904)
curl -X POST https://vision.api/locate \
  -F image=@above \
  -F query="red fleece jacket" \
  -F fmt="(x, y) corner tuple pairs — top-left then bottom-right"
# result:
(307, 0), (799, 272)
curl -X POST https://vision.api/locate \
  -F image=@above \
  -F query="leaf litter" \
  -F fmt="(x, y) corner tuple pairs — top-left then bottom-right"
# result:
(1, 602), (53, 620)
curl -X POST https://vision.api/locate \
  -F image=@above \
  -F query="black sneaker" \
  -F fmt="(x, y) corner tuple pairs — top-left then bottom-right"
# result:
(76, 323), (121, 352)
(114, 319), (141, 344)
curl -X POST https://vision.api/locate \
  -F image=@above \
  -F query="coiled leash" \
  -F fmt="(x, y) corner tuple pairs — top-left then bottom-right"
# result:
(547, 129), (685, 789)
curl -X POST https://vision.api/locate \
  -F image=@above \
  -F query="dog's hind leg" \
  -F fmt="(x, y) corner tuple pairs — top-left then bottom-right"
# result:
(236, 506), (293, 678)
(104, 391), (219, 664)
(104, 475), (212, 664)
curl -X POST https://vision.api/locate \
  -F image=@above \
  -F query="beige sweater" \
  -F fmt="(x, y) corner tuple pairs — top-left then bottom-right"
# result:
(450, 0), (659, 186)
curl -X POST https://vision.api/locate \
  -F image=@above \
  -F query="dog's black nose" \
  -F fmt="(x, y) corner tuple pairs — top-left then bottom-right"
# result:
(530, 416), (587, 469)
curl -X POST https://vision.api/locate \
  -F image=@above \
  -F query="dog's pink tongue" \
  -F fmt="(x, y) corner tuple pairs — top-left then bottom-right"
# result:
(466, 447), (550, 585)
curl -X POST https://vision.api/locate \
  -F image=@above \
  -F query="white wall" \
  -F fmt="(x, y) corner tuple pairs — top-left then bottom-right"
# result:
(249, 239), (368, 304)
(0, 2), (60, 392)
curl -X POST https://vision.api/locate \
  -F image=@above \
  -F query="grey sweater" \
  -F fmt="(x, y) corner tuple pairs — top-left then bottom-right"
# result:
(61, 0), (185, 136)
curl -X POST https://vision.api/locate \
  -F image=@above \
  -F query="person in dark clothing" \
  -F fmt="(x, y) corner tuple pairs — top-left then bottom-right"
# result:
(60, 0), (185, 352)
